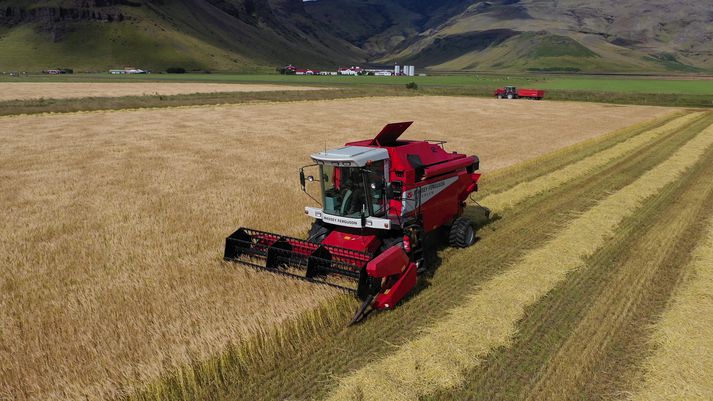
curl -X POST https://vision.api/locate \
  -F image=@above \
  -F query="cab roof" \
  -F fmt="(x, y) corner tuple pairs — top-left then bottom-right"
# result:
(311, 146), (389, 167)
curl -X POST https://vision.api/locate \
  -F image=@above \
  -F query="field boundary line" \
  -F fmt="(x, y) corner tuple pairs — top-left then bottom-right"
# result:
(481, 112), (704, 213)
(625, 216), (713, 401)
(323, 119), (713, 401)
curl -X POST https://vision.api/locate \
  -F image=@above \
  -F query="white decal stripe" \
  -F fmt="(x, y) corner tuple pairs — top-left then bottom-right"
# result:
(401, 176), (459, 215)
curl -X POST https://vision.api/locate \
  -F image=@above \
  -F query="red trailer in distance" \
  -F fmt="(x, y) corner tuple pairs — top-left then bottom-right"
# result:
(495, 86), (545, 100)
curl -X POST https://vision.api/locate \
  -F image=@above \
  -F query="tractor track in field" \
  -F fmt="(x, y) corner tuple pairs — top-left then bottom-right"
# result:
(426, 117), (713, 401)
(163, 112), (711, 401)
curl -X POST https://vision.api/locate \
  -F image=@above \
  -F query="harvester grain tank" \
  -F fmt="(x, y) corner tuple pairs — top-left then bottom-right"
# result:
(224, 122), (482, 324)
(494, 86), (545, 100)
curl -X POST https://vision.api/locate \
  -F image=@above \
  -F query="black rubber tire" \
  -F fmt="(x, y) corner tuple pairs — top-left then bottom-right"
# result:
(449, 217), (475, 248)
(307, 221), (330, 244)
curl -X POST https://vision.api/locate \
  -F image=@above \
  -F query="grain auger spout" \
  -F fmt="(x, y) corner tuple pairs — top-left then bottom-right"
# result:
(224, 122), (482, 325)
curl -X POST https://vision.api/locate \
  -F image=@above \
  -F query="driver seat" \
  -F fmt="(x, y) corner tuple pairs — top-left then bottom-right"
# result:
(340, 189), (353, 215)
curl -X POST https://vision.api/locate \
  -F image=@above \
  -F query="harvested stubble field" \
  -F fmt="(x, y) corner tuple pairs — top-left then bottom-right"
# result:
(0, 96), (686, 401)
(0, 82), (327, 101)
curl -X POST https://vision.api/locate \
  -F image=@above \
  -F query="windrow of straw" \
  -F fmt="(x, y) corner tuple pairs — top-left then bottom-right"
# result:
(324, 121), (713, 401)
(626, 217), (713, 401)
(481, 112), (704, 213)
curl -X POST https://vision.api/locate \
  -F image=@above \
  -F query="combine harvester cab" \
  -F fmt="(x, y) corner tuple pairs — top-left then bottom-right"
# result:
(224, 122), (482, 324)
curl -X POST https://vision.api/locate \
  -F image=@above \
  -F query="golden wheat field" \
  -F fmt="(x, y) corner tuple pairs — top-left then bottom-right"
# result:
(0, 82), (327, 101)
(0, 96), (676, 401)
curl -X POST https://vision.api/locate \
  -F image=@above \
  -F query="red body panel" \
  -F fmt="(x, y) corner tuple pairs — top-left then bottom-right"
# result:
(373, 262), (418, 309)
(322, 229), (381, 254)
(370, 121), (413, 146)
(367, 245), (409, 278)
(424, 156), (475, 179)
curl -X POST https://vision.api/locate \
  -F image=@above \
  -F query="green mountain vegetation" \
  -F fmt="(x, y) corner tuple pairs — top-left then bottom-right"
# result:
(0, 0), (711, 73)
(0, 0), (365, 72)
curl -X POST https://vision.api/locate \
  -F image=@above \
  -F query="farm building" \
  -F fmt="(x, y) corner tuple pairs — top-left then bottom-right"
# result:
(338, 66), (362, 75)
(109, 67), (146, 74)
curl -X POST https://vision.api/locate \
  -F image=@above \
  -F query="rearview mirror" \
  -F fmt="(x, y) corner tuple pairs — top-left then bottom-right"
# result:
(299, 169), (306, 191)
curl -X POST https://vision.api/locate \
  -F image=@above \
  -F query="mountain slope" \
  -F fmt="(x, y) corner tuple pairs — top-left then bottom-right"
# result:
(306, 0), (713, 73)
(0, 0), (365, 71)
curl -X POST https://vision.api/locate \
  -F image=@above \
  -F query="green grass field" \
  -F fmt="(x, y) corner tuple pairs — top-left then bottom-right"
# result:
(1, 73), (711, 113)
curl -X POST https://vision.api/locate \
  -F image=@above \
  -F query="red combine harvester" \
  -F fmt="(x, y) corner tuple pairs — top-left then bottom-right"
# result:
(494, 86), (545, 100)
(224, 122), (482, 324)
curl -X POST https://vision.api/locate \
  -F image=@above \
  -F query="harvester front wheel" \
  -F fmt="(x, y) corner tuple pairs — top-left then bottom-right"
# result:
(449, 217), (475, 248)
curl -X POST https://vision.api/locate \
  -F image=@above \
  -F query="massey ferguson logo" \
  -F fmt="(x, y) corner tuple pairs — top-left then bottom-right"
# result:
(322, 214), (361, 227)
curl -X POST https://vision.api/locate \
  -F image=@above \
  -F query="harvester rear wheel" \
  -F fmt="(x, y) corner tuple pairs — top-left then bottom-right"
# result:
(449, 217), (475, 248)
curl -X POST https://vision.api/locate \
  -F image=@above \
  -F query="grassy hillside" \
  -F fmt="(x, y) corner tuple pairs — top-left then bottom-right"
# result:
(0, 20), (261, 72)
(402, 32), (622, 72)
(0, 0), (365, 72)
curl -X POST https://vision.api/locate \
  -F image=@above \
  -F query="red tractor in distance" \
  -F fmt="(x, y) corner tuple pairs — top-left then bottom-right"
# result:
(224, 122), (482, 324)
(495, 85), (545, 100)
